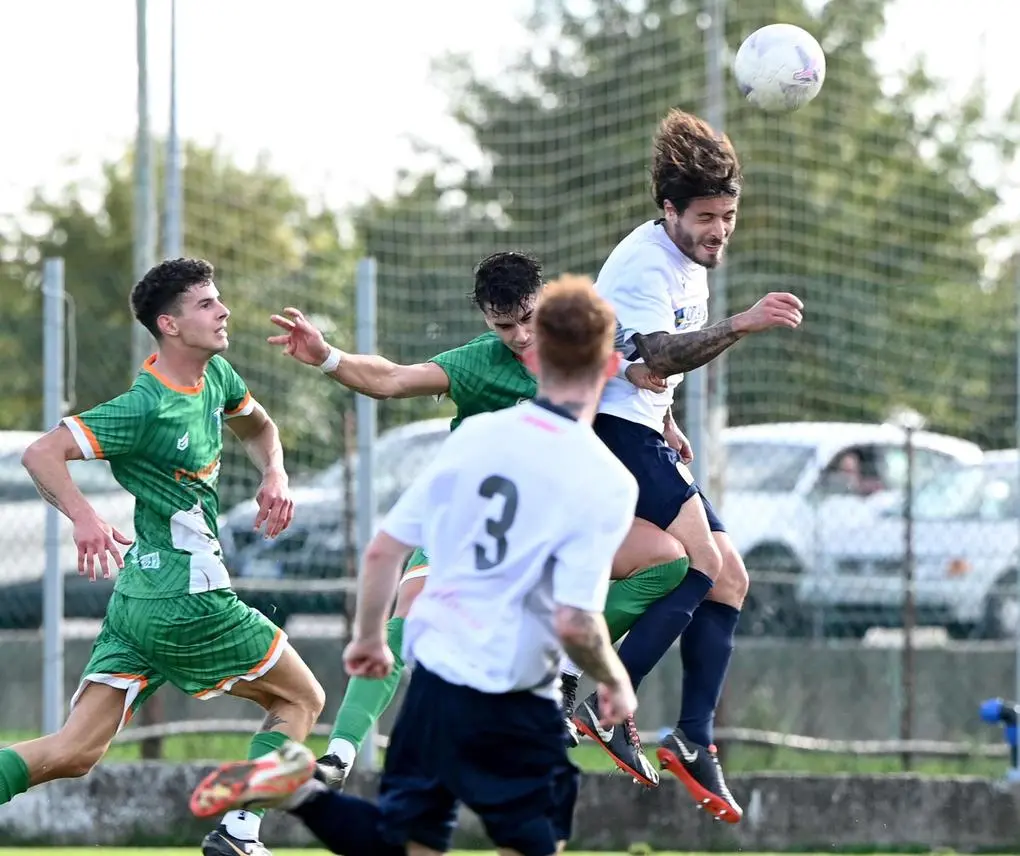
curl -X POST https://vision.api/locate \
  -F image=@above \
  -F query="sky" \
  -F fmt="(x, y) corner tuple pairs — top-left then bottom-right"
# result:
(0, 0), (1017, 228)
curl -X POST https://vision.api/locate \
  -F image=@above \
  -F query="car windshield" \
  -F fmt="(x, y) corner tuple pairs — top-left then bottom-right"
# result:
(305, 429), (449, 513)
(722, 441), (815, 492)
(0, 450), (122, 501)
(913, 463), (1018, 520)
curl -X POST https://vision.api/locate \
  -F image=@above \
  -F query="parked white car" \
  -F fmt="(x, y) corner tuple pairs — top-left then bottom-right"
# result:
(810, 449), (1020, 638)
(716, 422), (983, 636)
(0, 430), (136, 584)
(219, 418), (452, 579)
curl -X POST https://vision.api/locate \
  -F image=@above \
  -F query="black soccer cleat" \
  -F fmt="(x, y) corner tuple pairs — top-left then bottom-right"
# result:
(315, 753), (351, 791)
(572, 691), (659, 787)
(657, 727), (743, 823)
(560, 672), (580, 749)
(201, 825), (272, 856)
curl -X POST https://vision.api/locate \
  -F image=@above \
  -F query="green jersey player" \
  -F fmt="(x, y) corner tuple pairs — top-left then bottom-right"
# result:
(7, 259), (325, 856)
(267, 252), (690, 789)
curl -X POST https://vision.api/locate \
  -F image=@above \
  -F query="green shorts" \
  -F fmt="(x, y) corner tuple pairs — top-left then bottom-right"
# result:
(402, 547), (431, 584)
(73, 588), (286, 730)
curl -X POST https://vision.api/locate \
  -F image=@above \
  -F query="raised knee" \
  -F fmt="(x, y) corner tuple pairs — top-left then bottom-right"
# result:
(302, 676), (326, 720)
(692, 541), (723, 578)
(715, 551), (750, 604)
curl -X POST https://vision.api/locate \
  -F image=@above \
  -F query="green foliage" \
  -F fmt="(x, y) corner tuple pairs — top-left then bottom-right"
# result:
(0, 142), (359, 505)
(358, 0), (1020, 446)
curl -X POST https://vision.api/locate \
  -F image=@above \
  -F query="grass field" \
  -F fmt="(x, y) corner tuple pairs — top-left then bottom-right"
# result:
(0, 730), (994, 777)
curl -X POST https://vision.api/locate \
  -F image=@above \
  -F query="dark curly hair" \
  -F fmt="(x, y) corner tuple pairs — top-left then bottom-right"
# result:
(471, 251), (543, 315)
(651, 109), (742, 212)
(130, 258), (215, 338)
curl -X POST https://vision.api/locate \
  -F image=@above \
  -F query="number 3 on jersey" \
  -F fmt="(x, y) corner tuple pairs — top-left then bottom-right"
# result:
(474, 475), (519, 570)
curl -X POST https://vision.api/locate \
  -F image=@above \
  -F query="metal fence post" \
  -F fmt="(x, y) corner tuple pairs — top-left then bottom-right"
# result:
(42, 257), (66, 735)
(355, 257), (378, 772)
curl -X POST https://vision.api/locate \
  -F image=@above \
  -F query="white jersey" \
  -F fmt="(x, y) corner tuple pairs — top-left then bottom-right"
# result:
(596, 219), (709, 433)
(380, 400), (638, 700)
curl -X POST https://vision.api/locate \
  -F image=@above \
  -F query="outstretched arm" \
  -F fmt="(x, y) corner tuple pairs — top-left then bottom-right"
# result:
(633, 292), (804, 377)
(268, 307), (451, 400)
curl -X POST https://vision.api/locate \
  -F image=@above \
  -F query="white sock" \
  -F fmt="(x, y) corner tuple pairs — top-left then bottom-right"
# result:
(561, 658), (583, 679)
(326, 737), (358, 767)
(222, 809), (262, 842)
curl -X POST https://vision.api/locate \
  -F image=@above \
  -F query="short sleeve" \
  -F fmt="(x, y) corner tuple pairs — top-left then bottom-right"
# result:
(551, 475), (639, 612)
(607, 264), (675, 358)
(217, 358), (256, 419)
(429, 342), (481, 406)
(62, 390), (151, 460)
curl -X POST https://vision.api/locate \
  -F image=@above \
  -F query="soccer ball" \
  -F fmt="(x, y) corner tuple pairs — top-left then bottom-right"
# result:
(732, 23), (826, 114)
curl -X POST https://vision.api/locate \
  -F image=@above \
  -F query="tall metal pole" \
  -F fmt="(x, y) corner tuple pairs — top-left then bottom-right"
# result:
(132, 0), (156, 372)
(900, 424), (917, 771)
(164, 0), (183, 259)
(1013, 255), (1020, 763)
(355, 258), (378, 772)
(688, 0), (728, 492)
(42, 258), (66, 735)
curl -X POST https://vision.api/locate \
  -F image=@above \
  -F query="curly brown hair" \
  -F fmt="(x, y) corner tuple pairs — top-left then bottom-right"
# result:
(131, 258), (214, 338)
(650, 108), (742, 212)
(535, 278), (615, 383)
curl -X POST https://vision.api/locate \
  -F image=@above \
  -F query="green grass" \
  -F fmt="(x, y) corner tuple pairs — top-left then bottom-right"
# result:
(0, 730), (999, 777)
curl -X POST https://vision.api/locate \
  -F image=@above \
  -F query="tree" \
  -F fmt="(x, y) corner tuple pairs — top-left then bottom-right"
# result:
(356, 0), (1020, 445)
(0, 141), (359, 504)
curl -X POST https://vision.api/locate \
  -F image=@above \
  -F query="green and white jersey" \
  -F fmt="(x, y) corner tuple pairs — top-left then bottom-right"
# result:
(62, 354), (256, 599)
(430, 332), (537, 431)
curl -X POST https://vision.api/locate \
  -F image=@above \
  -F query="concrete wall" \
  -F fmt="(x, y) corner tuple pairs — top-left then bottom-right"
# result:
(0, 630), (1011, 742)
(1, 766), (1018, 851)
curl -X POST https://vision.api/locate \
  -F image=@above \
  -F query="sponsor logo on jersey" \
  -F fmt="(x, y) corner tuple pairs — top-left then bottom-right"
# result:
(176, 431), (190, 451)
(674, 304), (708, 331)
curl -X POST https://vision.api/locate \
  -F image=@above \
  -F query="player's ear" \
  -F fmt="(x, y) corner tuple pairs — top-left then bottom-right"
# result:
(522, 347), (539, 375)
(604, 351), (622, 380)
(156, 313), (178, 338)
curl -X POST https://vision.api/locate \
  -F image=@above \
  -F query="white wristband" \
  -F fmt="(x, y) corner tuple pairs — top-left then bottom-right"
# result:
(318, 346), (343, 374)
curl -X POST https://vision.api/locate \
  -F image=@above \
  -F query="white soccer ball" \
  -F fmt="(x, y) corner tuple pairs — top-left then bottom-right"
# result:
(732, 23), (826, 114)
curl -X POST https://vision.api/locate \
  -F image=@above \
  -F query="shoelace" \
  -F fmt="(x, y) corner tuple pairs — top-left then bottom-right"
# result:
(624, 715), (643, 749)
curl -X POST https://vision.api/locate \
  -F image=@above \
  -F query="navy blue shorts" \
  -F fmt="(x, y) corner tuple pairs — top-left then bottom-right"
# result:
(378, 664), (580, 856)
(593, 413), (726, 533)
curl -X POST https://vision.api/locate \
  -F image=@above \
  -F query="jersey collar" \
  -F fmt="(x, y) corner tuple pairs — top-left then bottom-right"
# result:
(533, 397), (579, 422)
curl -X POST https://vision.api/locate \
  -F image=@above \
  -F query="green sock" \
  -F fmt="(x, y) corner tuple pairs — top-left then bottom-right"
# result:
(235, 728), (290, 820)
(329, 616), (406, 751)
(0, 748), (29, 805)
(604, 556), (690, 642)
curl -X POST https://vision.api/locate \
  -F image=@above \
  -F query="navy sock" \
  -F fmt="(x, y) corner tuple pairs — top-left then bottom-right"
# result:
(678, 600), (740, 747)
(616, 569), (714, 691)
(291, 791), (403, 856)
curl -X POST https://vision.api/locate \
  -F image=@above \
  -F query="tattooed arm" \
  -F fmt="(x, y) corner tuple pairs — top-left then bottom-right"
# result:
(21, 426), (94, 521)
(23, 426), (132, 580)
(632, 292), (804, 378)
(554, 606), (628, 686)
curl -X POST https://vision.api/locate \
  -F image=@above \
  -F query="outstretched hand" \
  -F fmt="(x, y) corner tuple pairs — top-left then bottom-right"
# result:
(736, 293), (804, 334)
(267, 307), (331, 367)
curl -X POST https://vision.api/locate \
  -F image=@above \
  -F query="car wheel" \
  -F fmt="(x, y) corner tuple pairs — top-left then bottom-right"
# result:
(980, 570), (1020, 640)
(740, 545), (807, 638)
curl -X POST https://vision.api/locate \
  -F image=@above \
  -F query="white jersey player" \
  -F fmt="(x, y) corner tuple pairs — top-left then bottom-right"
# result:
(569, 108), (803, 824)
(190, 278), (640, 856)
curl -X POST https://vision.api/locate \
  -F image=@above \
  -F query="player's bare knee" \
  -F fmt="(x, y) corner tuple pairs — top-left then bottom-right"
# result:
(293, 674), (326, 723)
(711, 548), (749, 607)
(689, 539), (723, 579)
